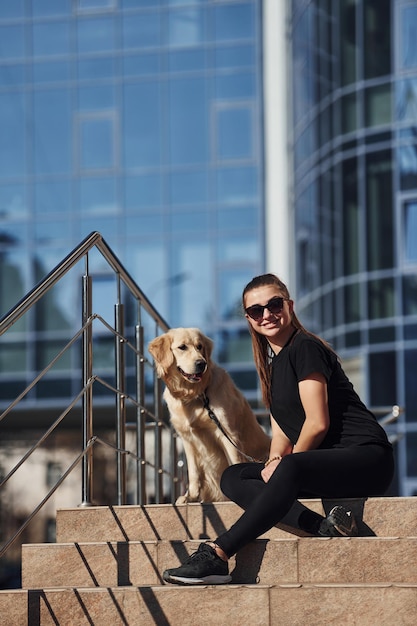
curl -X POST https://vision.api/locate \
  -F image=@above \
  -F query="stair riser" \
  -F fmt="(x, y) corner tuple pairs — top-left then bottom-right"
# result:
(1, 585), (417, 626)
(21, 537), (417, 589)
(56, 498), (417, 543)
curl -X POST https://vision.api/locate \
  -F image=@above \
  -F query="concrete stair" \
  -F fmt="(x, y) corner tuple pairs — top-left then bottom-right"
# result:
(0, 497), (416, 625)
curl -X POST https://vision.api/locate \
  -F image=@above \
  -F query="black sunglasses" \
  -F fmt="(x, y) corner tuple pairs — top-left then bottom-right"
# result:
(245, 296), (288, 321)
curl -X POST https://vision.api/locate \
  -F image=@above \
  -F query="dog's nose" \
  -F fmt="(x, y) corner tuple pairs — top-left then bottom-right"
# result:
(194, 359), (207, 374)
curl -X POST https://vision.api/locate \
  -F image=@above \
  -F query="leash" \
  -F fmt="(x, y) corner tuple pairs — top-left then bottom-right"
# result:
(201, 392), (263, 463)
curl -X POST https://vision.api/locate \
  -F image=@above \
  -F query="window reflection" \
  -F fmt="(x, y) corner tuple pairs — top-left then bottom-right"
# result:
(366, 150), (393, 271)
(363, 0), (391, 78)
(217, 107), (253, 160)
(217, 167), (258, 203)
(215, 44), (255, 69)
(367, 278), (395, 320)
(32, 0), (71, 17)
(170, 170), (208, 204)
(77, 17), (115, 53)
(168, 7), (205, 47)
(365, 84), (391, 127)
(0, 0), (25, 19)
(79, 116), (115, 170)
(0, 92), (26, 178)
(340, 0), (357, 86)
(213, 3), (254, 41)
(0, 25), (25, 59)
(122, 12), (161, 49)
(33, 90), (71, 174)
(399, 145), (417, 190)
(33, 61), (71, 83)
(124, 174), (162, 209)
(403, 275), (417, 315)
(169, 77), (208, 165)
(124, 82), (160, 167)
(79, 177), (118, 214)
(404, 202), (417, 263)
(0, 64), (25, 86)
(0, 184), (27, 218)
(369, 351), (397, 407)
(35, 180), (71, 214)
(215, 72), (255, 99)
(33, 22), (71, 56)
(401, 6), (417, 69)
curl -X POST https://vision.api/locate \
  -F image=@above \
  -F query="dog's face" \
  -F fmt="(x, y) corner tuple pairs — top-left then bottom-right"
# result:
(148, 328), (213, 386)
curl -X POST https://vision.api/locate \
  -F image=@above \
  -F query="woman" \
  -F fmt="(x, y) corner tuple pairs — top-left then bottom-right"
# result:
(163, 274), (394, 585)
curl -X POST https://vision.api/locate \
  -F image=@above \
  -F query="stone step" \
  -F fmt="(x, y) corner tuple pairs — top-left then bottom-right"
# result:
(1, 583), (416, 626)
(56, 497), (417, 543)
(21, 536), (417, 589)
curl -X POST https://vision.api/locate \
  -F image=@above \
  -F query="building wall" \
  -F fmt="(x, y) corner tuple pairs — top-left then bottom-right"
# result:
(289, 0), (417, 495)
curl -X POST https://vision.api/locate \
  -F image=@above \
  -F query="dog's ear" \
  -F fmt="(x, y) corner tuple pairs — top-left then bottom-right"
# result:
(148, 333), (174, 378)
(200, 333), (214, 360)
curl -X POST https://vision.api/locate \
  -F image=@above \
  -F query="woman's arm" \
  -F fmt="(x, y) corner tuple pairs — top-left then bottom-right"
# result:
(261, 416), (293, 482)
(293, 372), (330, 453)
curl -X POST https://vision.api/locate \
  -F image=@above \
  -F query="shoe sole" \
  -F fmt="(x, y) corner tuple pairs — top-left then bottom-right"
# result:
(163, 573), (232, 585)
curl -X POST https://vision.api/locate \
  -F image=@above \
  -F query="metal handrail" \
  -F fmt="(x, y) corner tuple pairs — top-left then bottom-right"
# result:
(0, 232), (175, 562)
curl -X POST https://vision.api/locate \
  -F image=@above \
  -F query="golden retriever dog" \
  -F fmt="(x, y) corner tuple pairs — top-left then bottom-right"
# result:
(148, 328), (270, 503)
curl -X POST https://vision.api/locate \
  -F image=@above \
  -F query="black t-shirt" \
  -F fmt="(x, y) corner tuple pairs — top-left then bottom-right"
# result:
(270, 331), (392, 449)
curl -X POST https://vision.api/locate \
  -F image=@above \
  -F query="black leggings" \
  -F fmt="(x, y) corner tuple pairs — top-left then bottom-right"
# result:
(215, 444), (394, 557)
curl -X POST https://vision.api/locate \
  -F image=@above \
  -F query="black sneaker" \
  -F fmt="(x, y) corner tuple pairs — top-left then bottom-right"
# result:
(318, 505), (359, 537)
(163, 543), (232, 585)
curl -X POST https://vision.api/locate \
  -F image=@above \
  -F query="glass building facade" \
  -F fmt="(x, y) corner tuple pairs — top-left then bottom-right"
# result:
(289, 0), (417, 495)
(0, 1), (265, 409)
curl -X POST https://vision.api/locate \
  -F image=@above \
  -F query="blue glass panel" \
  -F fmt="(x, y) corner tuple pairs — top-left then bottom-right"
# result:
(33, 22), (71, 57)
(122, 12), (161, 49)
(79, 177), (118, 214)
(217, 236), (259, 263)
(217, 206), (257, 231)
(0, 1), (25, 19)
(217, 167), (258, 203)
(0, 183), (28, 218)
(401, 6), (417, 69)
(215, 71), (255, 99)
(405, 202), (417, 263)
(218, 268), (253, 320)
(0, 25), (25, 59)
(214, 44), (254, 69)
(170, 170), (208, 204)
(124, 174), (162, 209)
(35, 180), (72, 214)
(398, 145), (417, 190)
(78, 57), (115, 79)
(78, 0), (115, 9)
(124, 240), (166, 312)
(123, 82), (160, 167)
(168, 240), (211, 328)
(33, 90), (71, 174)
(123, 53), (160, 76)
(77, 17), (115, 53)
(32, 0), (71, 16)
(169, 77), (208, 164)
(122, 0), (160, 7)
(125, 213), (164, 236)
(217, 107), (252, 159)
(0, 92), (26, 178)
(168, 7), (205, 47)
(169, 49), (205, 71)
(34, 218), (72, 243)
(171, 211), (209, 232)
(33, 61), (71, 83)
(78, 85), (115, 110)
(80, 117), (114, 169)
(396, 79), (417, 122)
(0, 247), (29, 321)
(0, 64), (25, 86)
(213, 3), (254, 41)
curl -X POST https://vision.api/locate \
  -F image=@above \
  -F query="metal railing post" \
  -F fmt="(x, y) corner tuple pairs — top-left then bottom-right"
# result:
(115, 300), (126, 505)
(135, 320), (146, 505)
(154, 375), (164, 503)
(81, 271), (94, 506)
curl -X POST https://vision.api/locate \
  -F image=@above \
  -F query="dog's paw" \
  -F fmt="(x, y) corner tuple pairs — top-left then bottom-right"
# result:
(175, 494), (189, 505)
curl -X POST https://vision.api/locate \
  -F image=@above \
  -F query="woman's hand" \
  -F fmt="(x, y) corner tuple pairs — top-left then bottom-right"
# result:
(261, 457), (281, 482)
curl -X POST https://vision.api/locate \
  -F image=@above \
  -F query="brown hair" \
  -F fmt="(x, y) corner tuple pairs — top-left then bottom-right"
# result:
(242, 274), (335, 408)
